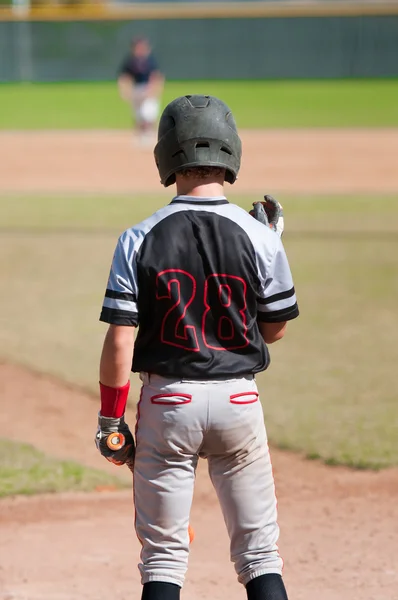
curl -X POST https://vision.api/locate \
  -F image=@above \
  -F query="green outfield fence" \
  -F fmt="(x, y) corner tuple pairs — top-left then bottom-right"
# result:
(1, 1), (398, 81)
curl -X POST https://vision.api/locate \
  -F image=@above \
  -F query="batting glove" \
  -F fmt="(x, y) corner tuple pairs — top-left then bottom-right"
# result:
(95, 414), (135, 469)
(250, 195), (284, 237)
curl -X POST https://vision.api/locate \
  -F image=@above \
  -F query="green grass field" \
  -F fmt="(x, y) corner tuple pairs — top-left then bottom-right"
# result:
(1, 77), (397, 473)
(0, 438), (125, 497)
(1, 79), (397, 129)
(1, 194), (397, 469)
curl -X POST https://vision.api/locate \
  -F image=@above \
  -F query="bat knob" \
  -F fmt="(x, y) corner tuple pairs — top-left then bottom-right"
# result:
(106, 432), (126, 451)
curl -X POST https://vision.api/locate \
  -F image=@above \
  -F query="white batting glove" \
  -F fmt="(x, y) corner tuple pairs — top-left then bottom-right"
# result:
(250, 195), (284, 237)
(95, 414), (135, 469)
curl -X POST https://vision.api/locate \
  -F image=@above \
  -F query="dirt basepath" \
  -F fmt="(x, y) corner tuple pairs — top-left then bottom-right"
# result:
(1, 129), (398, 195)
(1, 363), (398, 600)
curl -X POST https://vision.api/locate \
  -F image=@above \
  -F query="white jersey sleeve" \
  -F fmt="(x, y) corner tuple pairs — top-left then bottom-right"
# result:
(256, 235), (299, 323)
(100, 231), (139, 326)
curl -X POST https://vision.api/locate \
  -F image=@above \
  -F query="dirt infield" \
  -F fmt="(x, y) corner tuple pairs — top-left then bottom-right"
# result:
(2, 128), (398, 195)
(1, 128), (398, 600)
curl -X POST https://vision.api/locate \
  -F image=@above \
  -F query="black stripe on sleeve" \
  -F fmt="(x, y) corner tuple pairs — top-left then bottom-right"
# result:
(257, 302), (299, 323)
(258, 286), (295, 306)
(100, 307), (138, 326)
(105, 289), (137, 302)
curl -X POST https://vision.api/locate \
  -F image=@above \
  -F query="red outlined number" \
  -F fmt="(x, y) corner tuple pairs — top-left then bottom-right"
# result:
(202, 274), (248, 350)
(156, 270), (248, 351)
(156, 269), (200, 351)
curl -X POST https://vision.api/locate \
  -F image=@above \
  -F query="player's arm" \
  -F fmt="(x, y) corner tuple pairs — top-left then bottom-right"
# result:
(147, 55), (164, 97)
(118, 73), (134, 102)
(256, 236), (299, 342)
(258, 321), (287, 344)
(117, 58), (135, 102)
(96, 232), (139, 467)
(148, 70), (164, 97)
(100, 324), (135, 387)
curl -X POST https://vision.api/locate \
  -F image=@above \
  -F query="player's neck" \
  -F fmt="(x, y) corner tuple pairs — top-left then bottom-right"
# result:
(175, 179), (225, 199)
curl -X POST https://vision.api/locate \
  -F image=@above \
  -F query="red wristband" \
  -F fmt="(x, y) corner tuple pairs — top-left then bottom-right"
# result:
(99, 381), (130, 418)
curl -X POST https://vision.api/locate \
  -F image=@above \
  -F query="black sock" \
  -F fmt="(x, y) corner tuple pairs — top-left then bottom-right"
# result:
(246, 574), (288, 600)
(141, 582), (181, 600)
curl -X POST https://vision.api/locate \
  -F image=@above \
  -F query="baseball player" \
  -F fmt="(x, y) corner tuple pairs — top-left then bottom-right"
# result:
(96, 95), (299, 600)
(117, 37), (164, 145)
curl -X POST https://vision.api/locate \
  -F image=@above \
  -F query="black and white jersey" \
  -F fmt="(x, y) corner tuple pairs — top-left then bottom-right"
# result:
(100, 196), (299, 378)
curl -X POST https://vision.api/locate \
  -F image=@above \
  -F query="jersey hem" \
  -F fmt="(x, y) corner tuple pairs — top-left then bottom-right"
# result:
(132, 365), (269, 379)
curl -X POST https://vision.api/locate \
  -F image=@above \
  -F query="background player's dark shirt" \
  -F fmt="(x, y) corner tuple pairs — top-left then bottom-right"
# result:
(119, 54), (158, 85)
(100, 196), (299, 379)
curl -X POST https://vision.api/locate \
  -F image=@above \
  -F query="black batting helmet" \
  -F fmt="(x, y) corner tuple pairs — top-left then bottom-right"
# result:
(154, 95), (242, 187)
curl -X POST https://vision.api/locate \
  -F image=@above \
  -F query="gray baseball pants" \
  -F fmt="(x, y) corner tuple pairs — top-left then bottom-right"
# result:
(133, 372), (283, 587)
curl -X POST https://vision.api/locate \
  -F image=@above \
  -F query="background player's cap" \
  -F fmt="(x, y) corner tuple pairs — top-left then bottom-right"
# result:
(154, 95), (242, 187)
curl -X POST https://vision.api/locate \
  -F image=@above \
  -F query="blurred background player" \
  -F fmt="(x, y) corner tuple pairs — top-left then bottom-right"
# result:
(117, 37), (164, 146)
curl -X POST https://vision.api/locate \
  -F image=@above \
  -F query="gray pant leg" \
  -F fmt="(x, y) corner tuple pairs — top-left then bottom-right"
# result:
(134, 379), (203, 587)
(206, 383), (283, 586)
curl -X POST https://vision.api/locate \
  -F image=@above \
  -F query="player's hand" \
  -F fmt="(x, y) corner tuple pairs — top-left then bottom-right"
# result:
(95, 414), (135, 468)
(249, 195), (284, 237)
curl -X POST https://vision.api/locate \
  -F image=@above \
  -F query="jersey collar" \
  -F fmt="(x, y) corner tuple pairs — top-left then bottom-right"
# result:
(171, 195), (229, 206)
